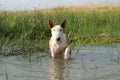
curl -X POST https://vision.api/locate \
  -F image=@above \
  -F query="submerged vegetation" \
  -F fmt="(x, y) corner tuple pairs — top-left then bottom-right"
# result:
(0, 4), (120, 55)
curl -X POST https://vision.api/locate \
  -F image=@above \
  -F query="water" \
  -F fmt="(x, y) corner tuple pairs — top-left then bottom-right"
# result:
(0, 46), (120, 80)
(0, 0), (120, 10)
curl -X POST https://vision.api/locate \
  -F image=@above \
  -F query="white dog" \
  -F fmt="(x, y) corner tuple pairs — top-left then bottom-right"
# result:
(48, 20), (71, 60)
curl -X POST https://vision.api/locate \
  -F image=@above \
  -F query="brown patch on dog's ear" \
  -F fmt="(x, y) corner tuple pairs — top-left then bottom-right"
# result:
(48, 20), (54, 29)
(61, 19), (66, 29)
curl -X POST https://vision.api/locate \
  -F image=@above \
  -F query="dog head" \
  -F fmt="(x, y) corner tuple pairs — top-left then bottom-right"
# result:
(49, 19), (66, 42)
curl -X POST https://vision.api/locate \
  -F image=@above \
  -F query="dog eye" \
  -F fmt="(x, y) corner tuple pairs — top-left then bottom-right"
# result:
(60, 29), (62, 31)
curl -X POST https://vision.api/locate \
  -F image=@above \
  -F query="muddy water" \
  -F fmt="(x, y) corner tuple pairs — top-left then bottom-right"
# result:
(0, 46), (120, 80)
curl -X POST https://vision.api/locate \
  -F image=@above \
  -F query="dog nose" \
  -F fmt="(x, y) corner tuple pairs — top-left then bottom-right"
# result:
(57, 37), (60, 41)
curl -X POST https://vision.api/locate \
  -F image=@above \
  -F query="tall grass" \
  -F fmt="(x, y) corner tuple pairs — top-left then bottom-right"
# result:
(0, 5), (120, 55)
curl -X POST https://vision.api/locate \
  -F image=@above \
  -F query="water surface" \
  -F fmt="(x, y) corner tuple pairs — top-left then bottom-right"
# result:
(0, 46), (120, 80)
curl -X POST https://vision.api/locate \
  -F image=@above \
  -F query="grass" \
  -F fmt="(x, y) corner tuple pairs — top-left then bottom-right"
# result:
(5, 69), (8, 80)
(0, 4), (120, 55)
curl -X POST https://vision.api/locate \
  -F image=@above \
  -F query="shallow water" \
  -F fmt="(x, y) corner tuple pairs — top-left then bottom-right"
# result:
(0, 46), (120, 80)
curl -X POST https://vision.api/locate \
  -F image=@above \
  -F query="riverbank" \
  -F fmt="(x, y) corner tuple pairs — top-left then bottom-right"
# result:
(0, 4), (120, 55)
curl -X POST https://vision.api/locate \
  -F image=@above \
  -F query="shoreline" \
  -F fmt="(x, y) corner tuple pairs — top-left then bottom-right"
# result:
(0, 4), (120, 55)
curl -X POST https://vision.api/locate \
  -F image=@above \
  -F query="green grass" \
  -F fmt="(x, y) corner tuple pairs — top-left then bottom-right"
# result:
(0, 6), (120, 55)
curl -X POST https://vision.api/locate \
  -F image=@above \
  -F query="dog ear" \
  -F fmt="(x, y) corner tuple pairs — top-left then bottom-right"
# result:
(61, 19), (66, 29)
(48, 20), (54, 29)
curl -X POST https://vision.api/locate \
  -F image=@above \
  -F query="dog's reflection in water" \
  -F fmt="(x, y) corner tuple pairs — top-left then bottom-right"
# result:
(49, 58), (70, 80)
